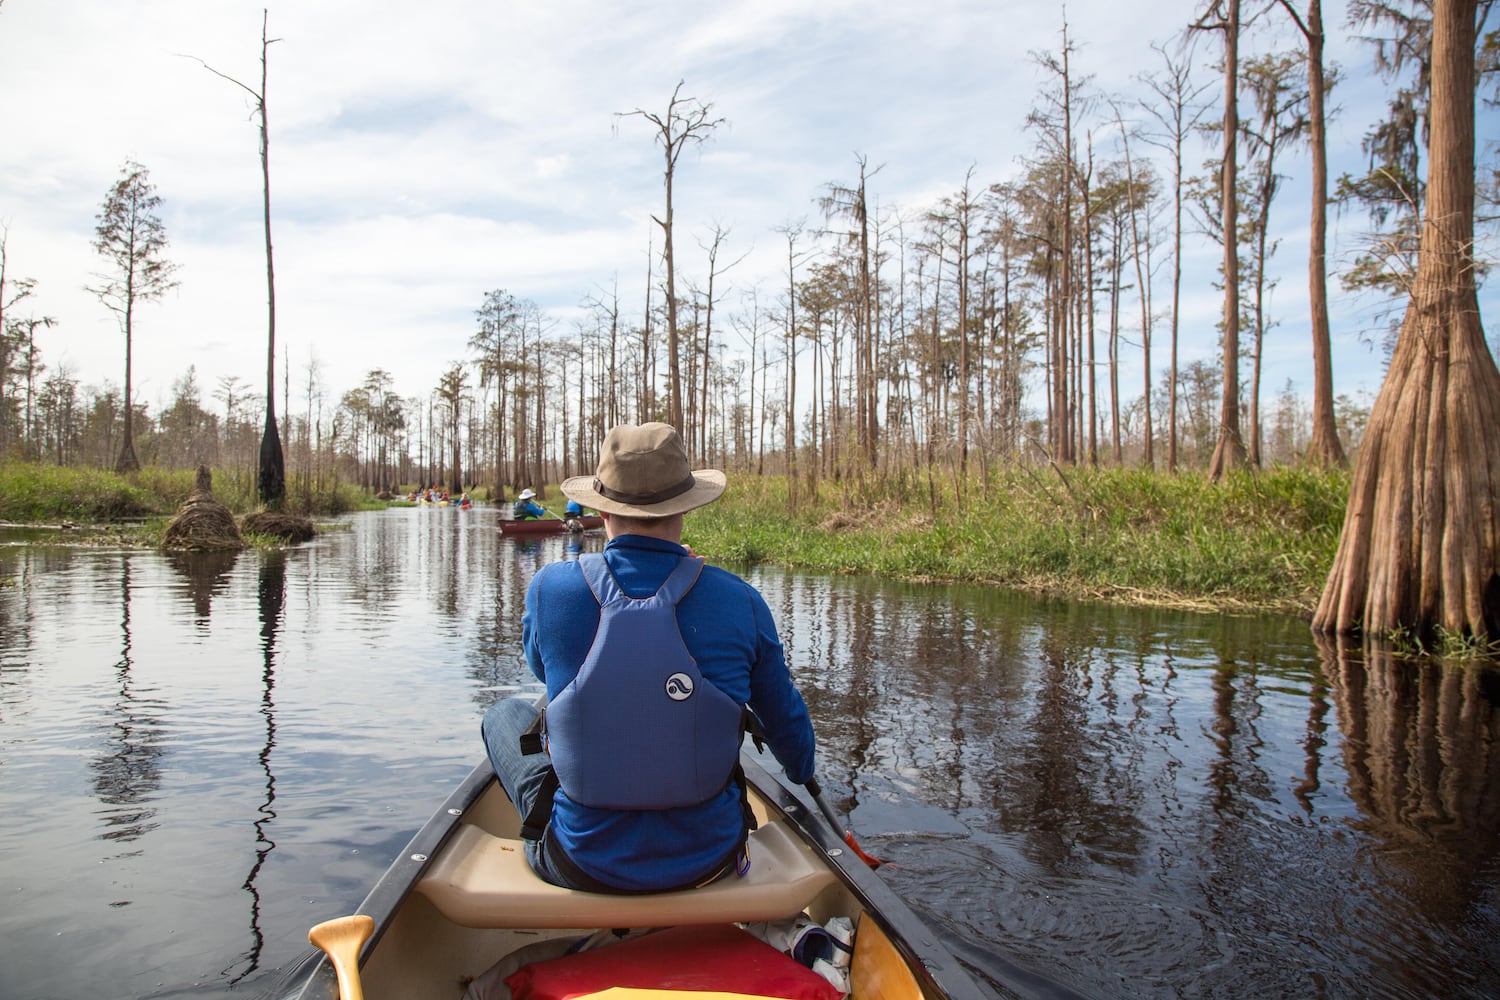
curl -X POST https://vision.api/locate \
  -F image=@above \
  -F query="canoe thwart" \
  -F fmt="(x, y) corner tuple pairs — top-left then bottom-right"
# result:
(416, 821), (838, 929)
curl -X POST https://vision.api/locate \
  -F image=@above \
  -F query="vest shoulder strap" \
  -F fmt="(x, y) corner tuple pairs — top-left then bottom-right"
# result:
(577, 553), (619, 604)
(578, 553), (705, 606)
(656, 555), (706, 604)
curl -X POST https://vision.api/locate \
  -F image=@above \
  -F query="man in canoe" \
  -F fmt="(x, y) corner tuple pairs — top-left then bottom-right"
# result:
(562, 496), (591, 531)
(481, 422), (818, 893)
(512, 488), (547, 520)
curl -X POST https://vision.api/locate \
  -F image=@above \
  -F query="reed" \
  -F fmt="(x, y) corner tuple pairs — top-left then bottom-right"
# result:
(0, 462), (380, 524)
(687, 465), (1349, 615)
(2, 460), (1350, 614)
(0, 462), (164, 522)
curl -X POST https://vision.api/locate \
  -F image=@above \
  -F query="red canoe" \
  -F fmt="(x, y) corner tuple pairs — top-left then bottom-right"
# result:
(500, 515), (603, 536)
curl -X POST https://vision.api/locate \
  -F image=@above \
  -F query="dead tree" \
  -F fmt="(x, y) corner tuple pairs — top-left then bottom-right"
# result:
(618, 82), (724, 438)
(186, 10), (285, 506)
(1139, 43), (1213, 473)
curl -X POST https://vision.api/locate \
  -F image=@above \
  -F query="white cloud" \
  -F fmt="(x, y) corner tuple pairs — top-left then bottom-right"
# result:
(1, 0), (1494, 423)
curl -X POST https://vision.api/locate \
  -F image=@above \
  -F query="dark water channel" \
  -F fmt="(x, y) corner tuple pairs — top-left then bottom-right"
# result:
(1, 508), (1497, 999)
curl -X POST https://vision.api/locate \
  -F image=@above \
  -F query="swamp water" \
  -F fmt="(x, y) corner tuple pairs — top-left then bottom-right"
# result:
(1, 508), (1497, 999)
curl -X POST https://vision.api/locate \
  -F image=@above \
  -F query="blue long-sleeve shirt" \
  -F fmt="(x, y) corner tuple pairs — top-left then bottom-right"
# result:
(513, 499), (547, 519)
(522, 534), (817, 891)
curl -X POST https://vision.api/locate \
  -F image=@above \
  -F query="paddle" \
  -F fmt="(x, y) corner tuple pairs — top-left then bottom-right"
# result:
(308, 914), (374, 1000)
(804, 776), (882, 869)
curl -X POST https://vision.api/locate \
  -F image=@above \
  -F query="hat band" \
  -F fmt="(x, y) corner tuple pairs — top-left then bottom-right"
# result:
(593, 472), (697, 506)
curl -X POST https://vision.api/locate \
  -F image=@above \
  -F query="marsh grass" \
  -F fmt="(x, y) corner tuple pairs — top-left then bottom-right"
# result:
(686, 465), (1349, 615)
(0, 463), (164, 522)
(3, 460), (1350, 614)
(0, 462), (383, 527)
(1386, 625), (1500, 660)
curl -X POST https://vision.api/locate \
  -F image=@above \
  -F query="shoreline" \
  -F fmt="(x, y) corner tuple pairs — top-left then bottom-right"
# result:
(2, 461), (1347, 618)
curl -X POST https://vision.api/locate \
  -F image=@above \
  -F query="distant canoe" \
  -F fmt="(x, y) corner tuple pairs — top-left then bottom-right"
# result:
(500, 515), (603, 535)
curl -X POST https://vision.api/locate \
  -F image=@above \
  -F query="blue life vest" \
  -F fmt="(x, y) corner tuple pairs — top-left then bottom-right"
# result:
(544, 554), (745, 811)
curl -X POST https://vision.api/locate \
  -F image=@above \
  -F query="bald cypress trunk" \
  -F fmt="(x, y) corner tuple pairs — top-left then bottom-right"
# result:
(1207, 0), (1248, 480)
(1314, 0), (1500, 638)
(1302, 0), (1346, 468)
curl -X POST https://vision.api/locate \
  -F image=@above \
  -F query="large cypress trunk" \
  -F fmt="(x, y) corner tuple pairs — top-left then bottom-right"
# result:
(1313, 0), (1500, 637)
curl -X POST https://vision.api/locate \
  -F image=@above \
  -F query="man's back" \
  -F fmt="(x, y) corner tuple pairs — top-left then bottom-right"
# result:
(523, 534), (816, 891)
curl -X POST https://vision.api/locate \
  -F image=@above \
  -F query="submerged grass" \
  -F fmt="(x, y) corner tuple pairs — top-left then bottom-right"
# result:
(686, 465), (1349, 616)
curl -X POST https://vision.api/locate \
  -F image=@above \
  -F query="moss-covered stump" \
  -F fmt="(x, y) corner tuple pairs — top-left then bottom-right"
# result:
(161, 467), (245, 551)
(241, 510), (316, 544)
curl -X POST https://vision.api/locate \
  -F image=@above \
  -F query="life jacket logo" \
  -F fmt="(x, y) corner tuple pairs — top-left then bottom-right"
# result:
(665, 673), (694, 701)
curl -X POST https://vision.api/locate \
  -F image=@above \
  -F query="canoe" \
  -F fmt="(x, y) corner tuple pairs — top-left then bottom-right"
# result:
(292, 726), (986, 1000)
(500, 516), (603, 535)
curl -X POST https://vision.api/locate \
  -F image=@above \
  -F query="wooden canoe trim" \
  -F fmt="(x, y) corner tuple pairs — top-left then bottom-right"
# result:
(850, 913), (922, 1000)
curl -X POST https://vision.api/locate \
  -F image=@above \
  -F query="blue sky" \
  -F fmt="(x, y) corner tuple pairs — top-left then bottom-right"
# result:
(2, 0), (1494, 425)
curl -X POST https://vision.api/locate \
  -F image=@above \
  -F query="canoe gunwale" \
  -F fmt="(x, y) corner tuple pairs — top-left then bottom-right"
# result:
(293, 762), (491, 999)
(499, 516), (604, 536)
(735, 755), (983, 1000)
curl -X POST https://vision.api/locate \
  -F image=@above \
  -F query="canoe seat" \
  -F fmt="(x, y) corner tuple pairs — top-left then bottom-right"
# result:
(416, 819), (839, 929)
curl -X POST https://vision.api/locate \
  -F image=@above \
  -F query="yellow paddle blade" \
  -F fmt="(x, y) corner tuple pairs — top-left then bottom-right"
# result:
(308, 914), (375, 1000)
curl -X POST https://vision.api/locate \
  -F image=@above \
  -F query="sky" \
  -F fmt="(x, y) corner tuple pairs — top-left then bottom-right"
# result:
(2, 0), (1495, 426)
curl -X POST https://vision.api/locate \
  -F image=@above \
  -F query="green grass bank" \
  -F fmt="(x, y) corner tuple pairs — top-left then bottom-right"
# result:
(1, 461), (1348, 616)
(0, 463), (383, 544)
(685, 465), (1349, 617)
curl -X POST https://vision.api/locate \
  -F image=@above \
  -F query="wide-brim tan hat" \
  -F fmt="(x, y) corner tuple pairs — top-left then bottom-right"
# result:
(561, 422), (725, 517)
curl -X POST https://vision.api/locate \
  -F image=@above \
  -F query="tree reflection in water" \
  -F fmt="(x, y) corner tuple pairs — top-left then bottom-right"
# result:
(226, 551), (286, 984)
(1293, 670), (1332, 814)
(762, 576), (1500, 998)
(1316, 636), (1500, 994)
(91, 557), (167, 844)
(165, 548), (240, 625)
(1319, 633), (1500, 846)
(9, 516), (1499, 1000)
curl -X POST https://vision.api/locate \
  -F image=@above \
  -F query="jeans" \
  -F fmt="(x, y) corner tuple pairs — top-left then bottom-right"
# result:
(479, 697), (594, 890)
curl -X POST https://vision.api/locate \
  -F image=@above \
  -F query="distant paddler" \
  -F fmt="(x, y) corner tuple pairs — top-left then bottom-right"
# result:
(512, 488), (548, 521)
(564, 497), (591, 532)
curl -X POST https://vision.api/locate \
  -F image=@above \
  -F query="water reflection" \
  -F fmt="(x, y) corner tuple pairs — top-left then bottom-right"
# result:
(756, 576), (1500, 997)
(226, 552), (286, 984)
(1319, 636), (1500, 843)
(435, 512), (465, 618)
(4, 516), (1499, 999)
(466, 527), (598, 695)
(165, 548), (240, 624)
(1315, 636), (1500, 995)
(90, 557), (166, 844)
(1294, 670), (1332, 814)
